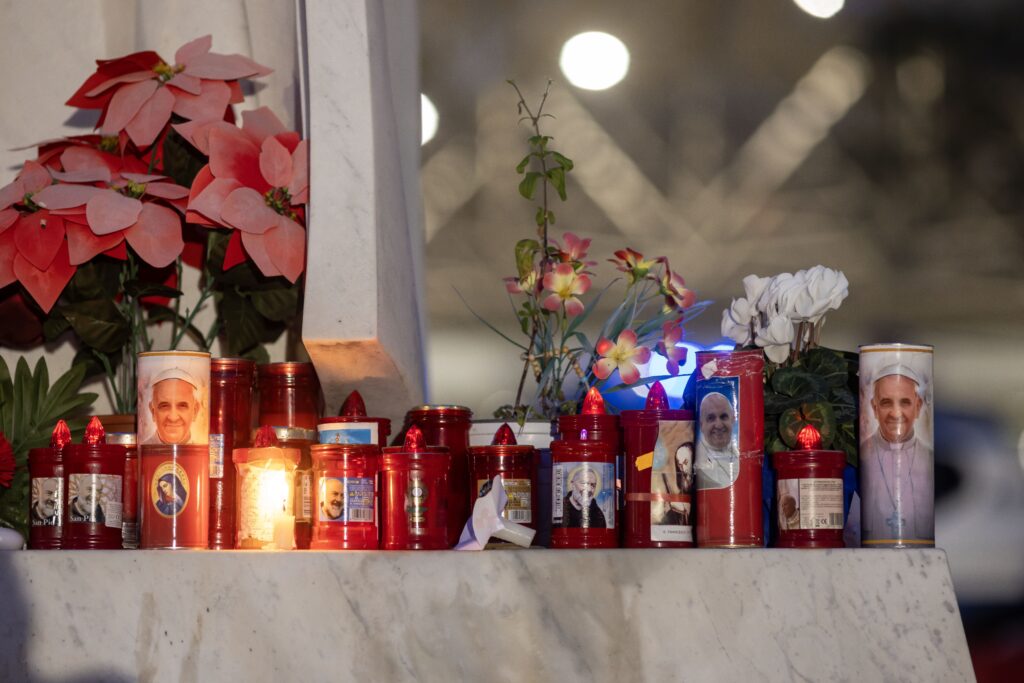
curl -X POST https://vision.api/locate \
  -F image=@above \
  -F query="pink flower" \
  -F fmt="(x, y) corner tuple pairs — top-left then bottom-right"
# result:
(661, 267), (696, 312)
(594, 329), (652, 385)
(656, 321), (687, 375)
(0, 161), (79, 312)
(608, 247), (660, 284)
(553, 232), (595, 266)
(67, 36), (271, 148)
(541, 263), (590, 317)
(184, 108), (308, 282)
(31, 149), (189, 270)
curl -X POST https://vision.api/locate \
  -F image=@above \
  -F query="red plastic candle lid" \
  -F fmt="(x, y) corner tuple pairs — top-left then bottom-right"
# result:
(51, 420), (72, 450)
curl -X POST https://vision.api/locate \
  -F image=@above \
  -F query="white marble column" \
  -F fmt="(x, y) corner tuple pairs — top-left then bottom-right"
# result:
(301, 0), (426, 423)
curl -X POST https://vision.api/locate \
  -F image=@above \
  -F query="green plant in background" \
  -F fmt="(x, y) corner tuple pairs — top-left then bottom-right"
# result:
(721, 267), (859, 465)
(0, 357), (97, 538)
(464, 81), (706, 423)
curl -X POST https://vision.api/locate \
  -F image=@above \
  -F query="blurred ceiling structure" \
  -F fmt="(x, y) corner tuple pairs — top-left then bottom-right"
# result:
(419, 0), (1024, 429)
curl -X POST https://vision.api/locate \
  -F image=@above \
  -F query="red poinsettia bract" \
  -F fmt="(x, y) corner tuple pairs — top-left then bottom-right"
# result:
(183, 107), (307, 283)
(67, 35), (271, 149)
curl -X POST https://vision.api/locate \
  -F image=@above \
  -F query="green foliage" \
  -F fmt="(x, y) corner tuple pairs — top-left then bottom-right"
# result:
(763, 346), (859, 466)
(0, 357), (97, 537)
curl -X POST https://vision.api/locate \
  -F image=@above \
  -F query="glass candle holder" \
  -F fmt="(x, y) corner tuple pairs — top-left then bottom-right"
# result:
(209, 358), (256, 550)
(233, 437), (300, 550)
(310, 443), (380, 549)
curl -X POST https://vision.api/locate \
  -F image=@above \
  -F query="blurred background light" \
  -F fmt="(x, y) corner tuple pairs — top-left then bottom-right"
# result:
(793, 0), (845, 20)
(559, 31), (630, 90)
(421, 93), (438, 145)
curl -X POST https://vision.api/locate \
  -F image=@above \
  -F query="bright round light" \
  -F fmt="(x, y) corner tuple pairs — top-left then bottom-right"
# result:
(559, 32), (630, 91)
(421, 94), (438, 145)
(793, 0), (844, 19)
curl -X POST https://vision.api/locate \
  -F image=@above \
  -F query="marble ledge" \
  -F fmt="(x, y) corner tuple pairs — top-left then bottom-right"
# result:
(0, 549), (973, 682)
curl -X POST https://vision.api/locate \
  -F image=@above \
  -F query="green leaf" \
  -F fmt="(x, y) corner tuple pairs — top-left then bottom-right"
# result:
(72, 347), (114, 381)
(764, 391), (802, 416)
(64, 259), (122, 302)
(565, 279), (617, 340)
(0, 357), (12, 436)
(514, 239), (539, 280)
(59, 299), (130, 354)
(803, 348), (848, 388)
(14, 358), (32, 445)
(771, 367), (828, 400)
(516, 154), (532, 174)
(42, 313), (72, 341)
(518, 172), (542, 200)
(219, 289), (263, 356)
(124, 281), (183, 300)
(779, 401), (836, 449)
(453, 287), (527, 351)
(249, 286), (299, 322)
(546, 167), (567, 201)
(550, 151), (574, 171)
(161, 128), (207, 187)
(37, 362), (88, 425)
(33, 357), (48, 415)
(241, 345), (270, 365)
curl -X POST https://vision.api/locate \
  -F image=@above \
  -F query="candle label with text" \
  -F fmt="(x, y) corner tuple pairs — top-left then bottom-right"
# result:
(405, 472), (429, 533)
(477, 477), (531, 523)
(553, 462), (615, 529)
(777, 478), (843, 530)
(209, 434), (225, 479)
(150, 461), (190, 518)
(317, 422), (378, 445)
(318, 476), (375, 523)
(648, 420), (694, 543)
(297, 471), (313, 520)
(68, 473), (122, 529)
(30, 476), (63, 527)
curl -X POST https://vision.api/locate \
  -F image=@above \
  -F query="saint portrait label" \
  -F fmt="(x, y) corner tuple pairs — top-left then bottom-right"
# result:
(68, 473), (122, 529)
(317, 422), (378, 445)
(777, 478), (843, 531)
(477, 477), (532, 523)
(552, 462), (615, 530)
(151, 461), (190, 519)
(318, 476), (375, 523)
(30, 476), (63, 527)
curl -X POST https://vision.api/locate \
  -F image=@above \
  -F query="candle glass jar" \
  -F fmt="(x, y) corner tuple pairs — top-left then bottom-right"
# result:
(400, 405), (472, 547)
(140, 444), (210, 549)
(28, 447), (64, 549)
(233, 442), (301, 550)
(62, 442), (127, 550)
(209, 358), (256, 549)
(106, 432), (139, 549)
(773, 449), (846, 549)
(258, 362), (321, 549)
(381, 444), (450, 550)
(468, 441), (536, 539)
(310, 444), (380, 549)
(550, 439), (618, 549)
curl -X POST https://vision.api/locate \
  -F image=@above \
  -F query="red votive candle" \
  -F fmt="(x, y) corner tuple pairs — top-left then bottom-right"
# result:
(621, 381), (696, 548)
(258, 362), (322, 549)
(28, 420), (72, 549)
(139, 444), (210, 549)
(550, 437), (618, 549)
(382, 425), (450, 550)
(468, 423), (537, 541)
(310, 443), (380, 549)
(694, 349), (765, 548)
(399, 405), (472, 547)
(62, 417), (126, 550)
(209, 358), (256, 550)
(317, 390), (392, 446)
(773, 424), (845, 548)
(106, 432), (138, 549)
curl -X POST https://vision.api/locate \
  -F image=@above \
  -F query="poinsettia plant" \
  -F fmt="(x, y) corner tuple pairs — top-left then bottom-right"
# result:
(468, 82), (708, 422)
(720, 267), (859, 465)
(0, 36), (308, 413)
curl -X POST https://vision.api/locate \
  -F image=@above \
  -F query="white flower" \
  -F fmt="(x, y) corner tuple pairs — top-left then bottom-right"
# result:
(755, 314), (794, 364)
(742, 274), (771, 307)
(721, 297), (755, 346)
(798, 265), (848, 322)
(760, 272), (807, 319)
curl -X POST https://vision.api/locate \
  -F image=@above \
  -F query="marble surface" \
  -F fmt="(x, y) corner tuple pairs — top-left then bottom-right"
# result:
(301, 0), (426, 423)
(0, 549), (973, 682)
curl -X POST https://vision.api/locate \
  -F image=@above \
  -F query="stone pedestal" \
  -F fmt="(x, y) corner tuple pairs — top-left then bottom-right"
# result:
(301, 0), (426, 423)
(0, 549), (974, 681)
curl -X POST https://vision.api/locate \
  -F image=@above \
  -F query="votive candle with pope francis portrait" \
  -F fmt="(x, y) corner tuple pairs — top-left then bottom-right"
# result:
(137, 351), (211, 447)
(858, 344), (934, 548)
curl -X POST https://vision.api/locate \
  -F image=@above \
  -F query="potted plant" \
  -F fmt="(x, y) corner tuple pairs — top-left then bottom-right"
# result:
(0, 36), (308, 419)
(466, 81), (708, 431)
